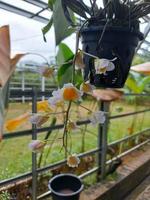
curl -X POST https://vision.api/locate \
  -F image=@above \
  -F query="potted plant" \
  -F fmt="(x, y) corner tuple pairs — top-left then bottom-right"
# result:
(59, 0), (150, 88)
(48, 174), (83, 200)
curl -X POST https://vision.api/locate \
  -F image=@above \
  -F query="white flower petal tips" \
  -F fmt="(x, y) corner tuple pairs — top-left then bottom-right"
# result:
(89, 111), (106, 125)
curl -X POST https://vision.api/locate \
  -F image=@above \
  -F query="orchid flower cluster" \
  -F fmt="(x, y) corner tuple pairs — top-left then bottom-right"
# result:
(28, 82), (106, 167)
(4, 48), (116, 168)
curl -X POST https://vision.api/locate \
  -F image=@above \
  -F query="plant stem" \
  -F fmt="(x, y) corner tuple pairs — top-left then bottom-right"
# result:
(89, 0), (95, 16)
(61, 18), (90, 156)
(26, 52), (50, 66)
(79, 49), (98, 59)
(32, 111), (67, 116)
(38, 118), (56, 167)
(43, 131), (59, 166)
(73, 101), (92, 113)
(79, 127), (97, 137)
(62, 101), (72, 157)
(81, 124), (87, 152)
(72, 31), (80, 84)
(97, 19), (109, 48)
(46, 111), (67, 115)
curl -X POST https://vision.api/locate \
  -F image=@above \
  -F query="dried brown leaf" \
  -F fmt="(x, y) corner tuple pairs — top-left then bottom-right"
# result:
(93, 89), (124, 102)
(75, 51), (85, 69)
(131, 62), (150, 75)
(0, 25), (26, 87)
(0, 25), (10, 87)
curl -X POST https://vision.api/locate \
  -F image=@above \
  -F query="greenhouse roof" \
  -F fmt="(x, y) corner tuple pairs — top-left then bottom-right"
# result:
(0, 0), (49, 24)
(0, 0), (150, 55)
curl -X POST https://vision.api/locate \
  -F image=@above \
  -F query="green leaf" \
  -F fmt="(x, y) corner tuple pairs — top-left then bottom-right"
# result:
(63, 0), (90, 18)
(0, 81), (9, 136)
(57, 63), (73, 87)
(139, 76), (150, 92)
(74, 70), (83, 88)
(125, 77), (141, 93)
(53, 0), (75, 45)
(56, 43), (74, 64)
(42, 15), (53, 42)
(61, 1), (75, 25)
(56, 43), (74, 87)
(48, 0), (56, 10)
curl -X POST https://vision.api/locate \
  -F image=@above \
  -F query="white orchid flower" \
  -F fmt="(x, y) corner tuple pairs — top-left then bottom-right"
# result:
(48, 89), (63, 108)
(29, 140), (46, 153)
(89, 111), (106, 125)
(62, 83), (83, 101)
(94, 58), (115, 75)
(67, 154), (80, 168)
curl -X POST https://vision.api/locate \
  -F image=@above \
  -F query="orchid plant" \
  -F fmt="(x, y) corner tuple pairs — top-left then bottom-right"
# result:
(5, 43), (108, 168)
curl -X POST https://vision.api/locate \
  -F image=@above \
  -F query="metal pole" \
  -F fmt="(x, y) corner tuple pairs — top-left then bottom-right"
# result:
(97, 101), (103, 180)
(41, 76), (45, 101)
(97, 101), (110, 180)
(32, 88), (37, 200)
(22, 72), (25, 103)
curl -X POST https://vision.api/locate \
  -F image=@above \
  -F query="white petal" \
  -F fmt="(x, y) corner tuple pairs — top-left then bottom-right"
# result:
(63, 83), (74, 88)
(29, 140), (40, 150)
(48, 88), (63, 107)
(94, 58), (115, 73)
(107, 61), (115, 71)
(100, 59), (110, 67)
(52, 89), (62, 99)
(89, 111), (106, 125)
(29, 114), (40, 124)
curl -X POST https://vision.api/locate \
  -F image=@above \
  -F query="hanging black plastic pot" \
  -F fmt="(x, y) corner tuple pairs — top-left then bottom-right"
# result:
(48, 174), (84, 200)
(81, 25), (143, 88)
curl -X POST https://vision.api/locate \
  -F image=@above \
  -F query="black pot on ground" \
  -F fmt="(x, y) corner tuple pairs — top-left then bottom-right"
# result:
(81, 26), (143, 88)
(48, 174), (84, 200)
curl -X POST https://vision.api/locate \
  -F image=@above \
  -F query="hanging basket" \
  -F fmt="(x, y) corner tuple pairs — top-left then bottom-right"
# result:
(81, 25), (143, 88)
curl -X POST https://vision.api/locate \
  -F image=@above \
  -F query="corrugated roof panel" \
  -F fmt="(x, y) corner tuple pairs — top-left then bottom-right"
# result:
(1, 0), (41, 13)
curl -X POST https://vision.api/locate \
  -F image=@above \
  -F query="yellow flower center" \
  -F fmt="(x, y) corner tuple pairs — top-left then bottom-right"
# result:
(99, 66), (107, 74)
(63, 87), (79, 101)
(81, 83), (91, 93)
(56, 100), (64, 108)
(67, 155), (79, 166)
